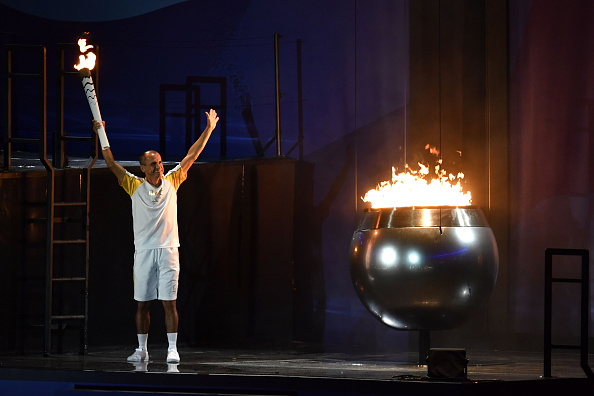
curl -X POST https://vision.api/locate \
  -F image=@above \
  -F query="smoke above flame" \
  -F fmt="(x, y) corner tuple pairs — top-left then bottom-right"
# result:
(74, 38), (96, 71)
(362, 145), (472, 208)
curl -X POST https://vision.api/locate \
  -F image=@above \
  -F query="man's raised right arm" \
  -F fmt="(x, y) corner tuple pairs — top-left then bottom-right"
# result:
(92, 120), (126, 185)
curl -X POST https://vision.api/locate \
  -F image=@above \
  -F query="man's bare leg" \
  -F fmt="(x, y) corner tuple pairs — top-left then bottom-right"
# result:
(128, 301), (151, 362)
(162, 300), (178, 333)
(162, 300), (180, 363)
(136, 301), (151, 333)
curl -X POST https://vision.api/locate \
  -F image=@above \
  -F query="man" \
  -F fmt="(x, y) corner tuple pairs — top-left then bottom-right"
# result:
(93, 109), (219, 364)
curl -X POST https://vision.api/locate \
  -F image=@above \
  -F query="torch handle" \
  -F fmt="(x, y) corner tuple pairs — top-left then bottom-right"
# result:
(89, 107), (110, 149)
(96, 126), (110, 150)
(80, 71), (110, 149)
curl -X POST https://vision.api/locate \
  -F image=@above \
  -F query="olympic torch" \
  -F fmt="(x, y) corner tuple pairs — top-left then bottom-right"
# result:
(74, 38), (110, 149)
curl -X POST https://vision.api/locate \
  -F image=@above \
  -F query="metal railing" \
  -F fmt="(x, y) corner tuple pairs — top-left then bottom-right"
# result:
(544, 248), (593, 378)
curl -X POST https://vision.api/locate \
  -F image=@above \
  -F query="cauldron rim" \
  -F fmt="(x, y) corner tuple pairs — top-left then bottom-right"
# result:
(357, 205), (489, 229)
(363, 205), (480, 211)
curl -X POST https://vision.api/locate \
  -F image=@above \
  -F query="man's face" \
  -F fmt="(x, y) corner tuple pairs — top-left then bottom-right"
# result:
(141, 151), (163, 181)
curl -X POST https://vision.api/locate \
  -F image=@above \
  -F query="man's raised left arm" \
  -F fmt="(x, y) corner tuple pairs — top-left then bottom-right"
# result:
(180, 109), (219, 174)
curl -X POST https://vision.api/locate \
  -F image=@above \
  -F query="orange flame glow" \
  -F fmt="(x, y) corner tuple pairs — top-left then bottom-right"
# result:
(74, 38), (96, 71)
(362, 147), (472, 208)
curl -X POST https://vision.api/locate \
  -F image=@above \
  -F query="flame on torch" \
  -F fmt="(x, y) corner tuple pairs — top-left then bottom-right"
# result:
(362, 146), (472, 208)
(74, 37), (109, 149)
(74, 38), (96, 70)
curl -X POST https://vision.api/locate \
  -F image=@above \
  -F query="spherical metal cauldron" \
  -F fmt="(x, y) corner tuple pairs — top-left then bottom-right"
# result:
(349, 206), (498, 330)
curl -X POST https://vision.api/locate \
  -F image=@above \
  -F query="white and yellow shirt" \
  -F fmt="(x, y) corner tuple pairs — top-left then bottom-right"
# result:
(120, 164), (187, 251)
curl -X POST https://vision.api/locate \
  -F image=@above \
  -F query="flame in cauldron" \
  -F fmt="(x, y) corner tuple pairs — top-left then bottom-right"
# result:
(362, 145), (472, 208)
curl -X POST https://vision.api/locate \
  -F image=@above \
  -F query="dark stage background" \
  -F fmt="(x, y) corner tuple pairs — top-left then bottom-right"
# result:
(0, 0), (592, 356)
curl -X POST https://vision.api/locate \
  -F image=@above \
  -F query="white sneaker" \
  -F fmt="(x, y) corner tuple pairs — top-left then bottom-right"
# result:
(127, 348), (149, 362)
(166, 349), (180, 363)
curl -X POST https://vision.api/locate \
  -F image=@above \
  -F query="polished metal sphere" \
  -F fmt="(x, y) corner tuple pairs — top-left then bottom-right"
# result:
(349, 207), (498, 330)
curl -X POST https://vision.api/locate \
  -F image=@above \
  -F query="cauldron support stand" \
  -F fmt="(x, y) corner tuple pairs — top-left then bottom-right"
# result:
(418, 329), (430, 365)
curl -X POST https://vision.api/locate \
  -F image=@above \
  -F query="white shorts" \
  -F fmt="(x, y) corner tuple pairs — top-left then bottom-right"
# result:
(133, 247), (180, 301)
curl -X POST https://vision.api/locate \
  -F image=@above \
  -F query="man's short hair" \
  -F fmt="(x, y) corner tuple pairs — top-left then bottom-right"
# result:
(139, 150), (159, 165)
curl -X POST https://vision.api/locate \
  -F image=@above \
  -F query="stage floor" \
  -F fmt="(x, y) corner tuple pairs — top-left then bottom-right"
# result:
(0, 346), (590, 379)
(0, 346), (592, 395)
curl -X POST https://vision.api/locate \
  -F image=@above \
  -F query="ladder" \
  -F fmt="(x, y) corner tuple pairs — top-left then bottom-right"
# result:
(46, 165), (95, 356)
(5, 44), (98, 356)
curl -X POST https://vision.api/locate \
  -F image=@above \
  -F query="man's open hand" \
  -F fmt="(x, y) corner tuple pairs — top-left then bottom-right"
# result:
(206, 109), (219, 131)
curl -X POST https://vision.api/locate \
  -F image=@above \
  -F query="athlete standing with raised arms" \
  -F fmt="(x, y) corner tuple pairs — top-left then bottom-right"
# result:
(92, 109), (219, 364)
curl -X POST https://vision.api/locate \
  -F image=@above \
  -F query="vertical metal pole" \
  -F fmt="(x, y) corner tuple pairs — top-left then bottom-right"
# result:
(44, 171), (54, 357)
(419, 329), (430, 366)
(55, 46), (65, 168)
(159, 86), (167, 159)
(185, 82), (193, 153)
(220, 78), (227, 160)
(40, 47), (47, 164)
(543, 249), (552, 378)
(39, 46), (54, 357)
(296, 39), (304, 162)
(5, 47), (12, 170)
(81, 167), (91, 355)
(192, 86), (201, 152)
(274, 33), (282, 157)
(580, 251), (591, 377)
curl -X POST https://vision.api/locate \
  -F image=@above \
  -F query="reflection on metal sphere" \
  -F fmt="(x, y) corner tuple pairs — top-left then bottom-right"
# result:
(349, 207), (498, 330)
